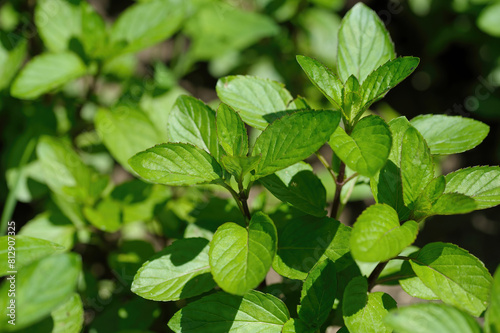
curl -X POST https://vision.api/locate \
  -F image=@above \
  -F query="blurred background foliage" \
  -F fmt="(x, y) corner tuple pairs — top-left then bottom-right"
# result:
(0, 0), (500, 331)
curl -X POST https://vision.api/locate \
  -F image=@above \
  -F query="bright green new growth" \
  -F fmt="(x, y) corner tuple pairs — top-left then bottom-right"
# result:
(123, 3), (500, 333)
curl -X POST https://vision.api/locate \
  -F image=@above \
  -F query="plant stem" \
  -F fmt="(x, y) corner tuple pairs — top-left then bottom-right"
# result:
(367, 261), (389, 291)
(0, 137), (37, 236)
(220, 182), (251, 223)
(316, 152), (337, 183)
(330, 162), (346, 219)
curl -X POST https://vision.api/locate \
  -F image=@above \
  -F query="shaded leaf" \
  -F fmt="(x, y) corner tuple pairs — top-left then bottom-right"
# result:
(216, 103), (248, 157)
(485, 265), (500, 333)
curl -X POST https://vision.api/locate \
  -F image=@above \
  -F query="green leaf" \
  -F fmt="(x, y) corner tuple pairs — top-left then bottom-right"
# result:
(401, 126), (434, 210)
(329, 115), (392, 177)
(298, 259), (337, 328)
(387, 116), (412, 167)
(132, 237), (215, 301)
(0, 34), (27, 91)
(216, 76), (295, 130)
(34, 0), (81, 53)
(19, 211), (76, 250)
(478, 3), (500, 37)
(83, 198), (122, 232)
(168, 95), (221, 160)
(273, 216), (351, 280)
(343, 276), (397, 333)
(296, 55), (343, 110)
(445, 166), (500, 210)
(80, 2), (108, 59)
(216, 103), (248, 157)
(0, 236), (65, 276)
(95, 107), (165, 172)
(110, 0), (186, 54)
(385, 303), (482, 333)
(209, 212), (277, 295)
(0, 253), (81, 330)
(337, 3), (395, 83)
(221, 155), (261, 181)
(252, 110), (340, 179)
(485, 266), (500, 333)
(260, 162), (327, 217)
(399, 260), (440, 300)
(282, 318), (316, 333)
(11, 52), (86, 99)
(409, 242), (493, 316)
(413, 176), (446, 218)
(129, 143), (223, 186)
(350, 204), (418, 262)
(50, 293), (84, 333)
(426, 193), (476, 216)
(37, 136), (106, 203)
(168, 290), (289, 332)
(341, 75), (362, 122)
(410, 115), (489, 155)
(361, 57), (420, 109)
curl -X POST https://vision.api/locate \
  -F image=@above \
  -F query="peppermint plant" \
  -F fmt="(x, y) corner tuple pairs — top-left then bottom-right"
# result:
(129, 4), (500, 332)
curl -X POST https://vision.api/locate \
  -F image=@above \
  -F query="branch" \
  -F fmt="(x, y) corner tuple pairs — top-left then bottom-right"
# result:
(368, 260), (389, 291)
(330, 162), (346, 219)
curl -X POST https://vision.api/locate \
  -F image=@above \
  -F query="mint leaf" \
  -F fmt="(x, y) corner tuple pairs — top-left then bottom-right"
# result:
(329, 115), (392, 177)
(221, 155), (261, 182)
(361, 57), (420, 109)
(343, 276), (397, 333)
(110, 0), (186, 55)
(216, 76), (296, 130)
(427, 193), (476, 216)
(216, 103), (248, 157)
(131, 238), (215, 301)
(11, 52), (86, 99)
(337, 3), (395, 83)
(298, 259), (337, 328)
(350, 204), (418, 262)
(413, 176), (445, 218)
(168, 95), (221, 160)
(296, 55), (343, 110)
(410, 115), (489, 155)
(50, 293), (84, 333)
(399, 260), (440, 300)
(445, 166), (500, 209)
(0, 253), (81, 330)
(83, 198), (122, 233)
(0, 36), (26, 91)
(385, 303), (482, 333)
(485, 266), (500, 333)
(409, 242), (493, 316)
(282, 318), (316, 333)
(273, 216), (351, 280)
(342, 75), (362, 122)
(0, 236), (64, 276)
(95, 107), (165, 173)
(252, 110), (340, 179)
(401, 126), (434, 210)
(168, 290), (290, 332)
(478, 3), (500, 37)
(209, 212), (277, 295)
(129, 143), (223, 186)
(260, 162), (327, 217)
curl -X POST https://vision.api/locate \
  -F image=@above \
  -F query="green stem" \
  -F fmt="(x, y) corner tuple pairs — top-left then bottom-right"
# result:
(368, 260), (389, 291)
(316, 152), (337, 184)
(1, 137), (37, 235)
(220, 182), (251, 223)
(330, 162), (346, 219)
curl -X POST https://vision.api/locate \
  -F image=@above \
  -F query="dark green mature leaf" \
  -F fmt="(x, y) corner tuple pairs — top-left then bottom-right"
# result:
(485, 266), (500, 333)
(296, 55), (343, 110)
(410, 242), (492, 316)
(168, 95), (221, 160)
(217, 103), (248, 156)
(410, 115), (489, 155)
(252, 110), (340, 179)
(11, 52), (86, 99)
(337, 3), (395, 83)
(329, 115), (392, 177)
(401, 126), (434, 210)
(350, 204), (418, 262)
(298, 259), (337, 328)
(445, 166), (500, 209)
(216, 76), (296, 130)
(0, 236), (64, 276)
(110, 0), (186, 54)
(132, 238), (215, 301)
(209, 212), (277, 295)
(34, 0), (81, 52)
(221, 155), (260, 181)
(260, 162), (327, 217)
(273, 216), (351, 280)
(343, 276), (397, 333)
(37, 136), (106, 203)
(95, 107), (165, 172)
(0, 253), (81, 330)
(385, 303), (482, 333)
(168, 290), (290, 332)
(129, 143), (223, 186)
(361, 57), (419, 109)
